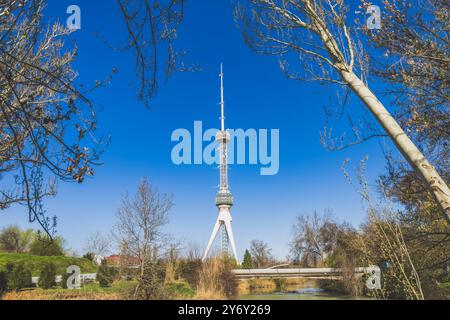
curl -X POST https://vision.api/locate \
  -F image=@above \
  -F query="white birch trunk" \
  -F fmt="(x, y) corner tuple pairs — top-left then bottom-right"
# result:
(254, 1), (450, 222)
(339, 70), (450, 222)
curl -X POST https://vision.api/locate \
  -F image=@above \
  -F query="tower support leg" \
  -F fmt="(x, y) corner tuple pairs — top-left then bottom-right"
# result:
(224, 219), (238, 263)
(202, 219), (221, 261)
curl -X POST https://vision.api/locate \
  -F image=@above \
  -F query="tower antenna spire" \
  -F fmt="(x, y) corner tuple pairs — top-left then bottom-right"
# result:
(220, 63), (225, 131)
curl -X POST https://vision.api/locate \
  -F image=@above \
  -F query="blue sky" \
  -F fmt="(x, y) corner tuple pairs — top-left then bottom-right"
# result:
(1, 0), (392, 259)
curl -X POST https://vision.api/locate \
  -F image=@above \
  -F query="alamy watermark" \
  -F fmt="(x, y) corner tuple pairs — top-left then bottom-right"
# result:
(171, 121), (279, 176)
(366, 5), (381, 30)
(66, 265), (81, 289)
(66, 5), (81, 30)
(365, 265), (382, 290)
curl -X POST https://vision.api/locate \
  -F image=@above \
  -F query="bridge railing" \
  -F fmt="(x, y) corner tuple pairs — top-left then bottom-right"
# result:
(232, 266), (381, 290)
(233, 267), (344, 278)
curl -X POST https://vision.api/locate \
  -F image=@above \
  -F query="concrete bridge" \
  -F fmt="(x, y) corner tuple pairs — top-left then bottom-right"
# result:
(232, 267), (379, 281)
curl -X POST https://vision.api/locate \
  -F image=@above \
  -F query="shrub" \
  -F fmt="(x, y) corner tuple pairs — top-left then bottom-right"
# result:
(29, 235), (65, 256)
(0, 271), (7, 293)
(5, 262), (14, 273)
(177, 259), (202, 288)
(97, 261), (113, 287)
(38, 263), (57, 289)
(134, 261), (168, 300)
(7, 262), (32, 291)
(83, 252), (94, 261)
(60, 270), (71, 289)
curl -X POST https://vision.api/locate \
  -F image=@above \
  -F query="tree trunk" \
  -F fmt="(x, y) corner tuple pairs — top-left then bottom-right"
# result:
(340, 70), (450, 223)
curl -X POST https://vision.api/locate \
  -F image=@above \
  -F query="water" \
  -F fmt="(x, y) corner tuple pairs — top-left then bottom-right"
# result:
(239, 287), (355, 300)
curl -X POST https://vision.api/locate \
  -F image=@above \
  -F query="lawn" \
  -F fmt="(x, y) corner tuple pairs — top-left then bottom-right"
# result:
(0, 253), (97, 276)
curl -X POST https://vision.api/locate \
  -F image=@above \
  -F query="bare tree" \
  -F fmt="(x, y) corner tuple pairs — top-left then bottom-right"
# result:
(289, 210), (338, 266)
(117, 0), (187, 106)
(0, 0), (105, 234)
(185, 242), (202, 261)
(112, 178), (173, 299)
(234, 0), (450, 222)
(368, 0), (449, 151)
(367, 0), (449, 226)
(1, 0), (186, 234)
(249, 239), (273, 268)
(343, 157), (424, 300)
(83, 232), (111, 257)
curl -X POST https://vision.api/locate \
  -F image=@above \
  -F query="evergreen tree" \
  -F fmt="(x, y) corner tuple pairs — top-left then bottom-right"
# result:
(241, 249), (253, 269)
(0, 271), (7, 293)
(38, 263), (56, 289)
(97, 260), (113, 287)
(6, 262), (32, 291)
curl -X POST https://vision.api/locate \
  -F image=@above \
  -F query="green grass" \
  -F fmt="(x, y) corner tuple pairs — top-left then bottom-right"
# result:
(166, 280), (196, 299)
(0, 253), (97, 276)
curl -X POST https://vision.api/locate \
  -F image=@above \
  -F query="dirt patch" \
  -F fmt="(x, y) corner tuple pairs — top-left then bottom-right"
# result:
(2, 289), (126, 300)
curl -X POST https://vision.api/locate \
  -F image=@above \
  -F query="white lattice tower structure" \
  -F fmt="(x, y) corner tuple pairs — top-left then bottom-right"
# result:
(202, 64), (238, 262)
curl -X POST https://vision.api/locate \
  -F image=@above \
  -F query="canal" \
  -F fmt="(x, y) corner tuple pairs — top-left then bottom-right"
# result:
(239, 287), (355, 300)
(237, 279), (365, 300)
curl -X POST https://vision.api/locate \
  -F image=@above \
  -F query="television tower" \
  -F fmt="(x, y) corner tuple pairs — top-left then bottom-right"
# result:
(202, 64), (238, 262)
